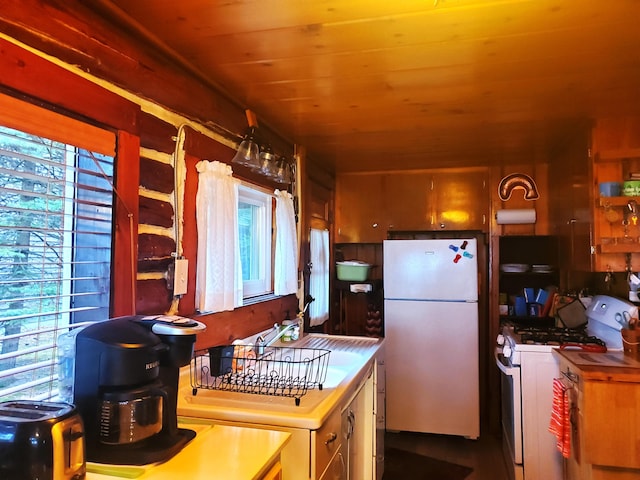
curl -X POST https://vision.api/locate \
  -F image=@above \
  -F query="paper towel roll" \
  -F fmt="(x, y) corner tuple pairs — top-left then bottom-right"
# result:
(496, 208), (536, 224)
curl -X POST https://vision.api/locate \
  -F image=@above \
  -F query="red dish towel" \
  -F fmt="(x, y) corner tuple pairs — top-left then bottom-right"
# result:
(548, 377), (571, 458)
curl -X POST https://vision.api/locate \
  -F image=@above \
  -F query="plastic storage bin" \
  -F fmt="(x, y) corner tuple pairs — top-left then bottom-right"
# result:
(336, 261), (372, 281)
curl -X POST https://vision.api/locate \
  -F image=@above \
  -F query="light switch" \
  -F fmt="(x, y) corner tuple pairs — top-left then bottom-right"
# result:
(174, 258), (188, 295)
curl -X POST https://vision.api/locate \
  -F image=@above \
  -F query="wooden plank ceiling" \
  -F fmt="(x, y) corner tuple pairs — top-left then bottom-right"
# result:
(88, 0), (640, 173)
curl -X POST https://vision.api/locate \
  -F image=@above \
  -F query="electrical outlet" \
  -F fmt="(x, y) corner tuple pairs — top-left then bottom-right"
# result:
(174, 258), (189, 296)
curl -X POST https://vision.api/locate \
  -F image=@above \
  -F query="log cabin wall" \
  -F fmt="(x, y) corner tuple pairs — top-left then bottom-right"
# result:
(0, 1), (299, 349)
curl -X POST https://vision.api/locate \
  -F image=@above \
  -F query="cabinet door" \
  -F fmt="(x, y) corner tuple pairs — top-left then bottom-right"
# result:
(384, 172), (431, 233)
(335, 174), (385, 243)
(343, 370), (375, 480)
(431, 170), (488, 231)
(583, 380), (640, 469)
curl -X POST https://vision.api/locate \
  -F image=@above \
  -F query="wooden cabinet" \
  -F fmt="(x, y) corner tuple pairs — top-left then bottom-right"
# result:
(335, 173), (386, 243)
(555, 350), (640, 480)
(335, 168), (489, 243)
(430, 169), (488, 231)
(384, 172), (431, 231)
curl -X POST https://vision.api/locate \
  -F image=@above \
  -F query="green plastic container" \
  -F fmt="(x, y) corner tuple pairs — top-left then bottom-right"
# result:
(336, 261), (371, 281)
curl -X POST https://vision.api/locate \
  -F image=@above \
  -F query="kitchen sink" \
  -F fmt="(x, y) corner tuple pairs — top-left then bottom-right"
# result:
(178, 333), (381, 424)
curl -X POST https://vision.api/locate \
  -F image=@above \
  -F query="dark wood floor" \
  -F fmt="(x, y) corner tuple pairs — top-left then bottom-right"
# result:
(385, 430), (509, 480)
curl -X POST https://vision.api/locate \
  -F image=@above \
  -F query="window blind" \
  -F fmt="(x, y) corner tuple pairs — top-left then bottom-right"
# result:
(0, 100), (116, 402)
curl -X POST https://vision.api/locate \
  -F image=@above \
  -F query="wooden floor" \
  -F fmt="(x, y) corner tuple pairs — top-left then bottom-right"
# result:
(385, 429), (509, 480)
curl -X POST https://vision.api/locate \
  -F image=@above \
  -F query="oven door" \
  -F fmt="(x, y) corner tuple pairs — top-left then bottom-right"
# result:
(495, 350), (523, 467)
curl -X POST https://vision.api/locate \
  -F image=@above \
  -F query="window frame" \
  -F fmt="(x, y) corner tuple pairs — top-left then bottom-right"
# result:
(237, 183), (274, 299)
(0, 92), (138, 401)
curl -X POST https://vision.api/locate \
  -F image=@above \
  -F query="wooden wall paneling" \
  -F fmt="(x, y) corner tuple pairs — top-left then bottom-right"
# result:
(176, 152), (200, 316)
(112, 130), (140, 317)
(139, 196), (174, 229)
(136, 278), (173, 315)
(0, 38), (140, 134)
(139, 156), (175, 193)
(186, 127), (236, 161)
(138, 112), (178, 153)
(2, 0), (298, 155)
(532, 162), (549, 235)
(137, 233), (175, 265)
(593, 117), (640, 154)
(1, 4), (302, 345)
(193, 295), (300, 349)
(0, 0), (246, 138)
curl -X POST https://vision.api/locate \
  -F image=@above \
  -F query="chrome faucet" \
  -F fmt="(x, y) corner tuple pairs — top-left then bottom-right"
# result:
(255, 322), (298, 355)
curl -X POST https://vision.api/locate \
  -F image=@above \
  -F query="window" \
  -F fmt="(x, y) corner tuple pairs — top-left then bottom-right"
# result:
(309, 228), (329, 327)
(238, 184), (273, 299)
(0, 98), (116, 402)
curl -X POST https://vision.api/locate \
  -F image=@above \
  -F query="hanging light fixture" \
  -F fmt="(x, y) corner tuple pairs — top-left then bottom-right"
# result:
(231, 125), (260, 170)
(258, 144), (278, 178)
(230, 109), (294, 185)
(274, 156), (293, 184)
(231, 109), (260, 170)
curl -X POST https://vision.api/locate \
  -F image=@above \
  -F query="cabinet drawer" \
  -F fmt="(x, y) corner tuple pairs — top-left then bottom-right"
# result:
(315, 408), (342, 479)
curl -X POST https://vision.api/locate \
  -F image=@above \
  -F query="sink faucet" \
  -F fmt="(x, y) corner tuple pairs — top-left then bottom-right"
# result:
(255, 322), (298, 355)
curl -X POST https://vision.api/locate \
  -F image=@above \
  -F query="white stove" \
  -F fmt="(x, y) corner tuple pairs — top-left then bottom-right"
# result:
(496, 295), (630, 480)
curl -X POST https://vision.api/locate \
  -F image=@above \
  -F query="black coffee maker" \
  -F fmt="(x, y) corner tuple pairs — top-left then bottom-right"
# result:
(72, 315), (205, 465)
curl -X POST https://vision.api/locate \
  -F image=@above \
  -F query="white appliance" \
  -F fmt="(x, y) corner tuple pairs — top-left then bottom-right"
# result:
(383, 238), (480, 439)
(495, 294), (628, 480)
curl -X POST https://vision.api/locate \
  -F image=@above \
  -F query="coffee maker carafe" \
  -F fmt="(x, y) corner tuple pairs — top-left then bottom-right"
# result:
(72, 315), (205, 465)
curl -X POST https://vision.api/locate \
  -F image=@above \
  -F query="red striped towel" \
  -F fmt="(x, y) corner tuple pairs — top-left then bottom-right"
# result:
(548, 377), (571, 458)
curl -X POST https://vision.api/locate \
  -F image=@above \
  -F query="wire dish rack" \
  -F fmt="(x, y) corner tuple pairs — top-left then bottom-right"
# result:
(190, 344), (331, 405)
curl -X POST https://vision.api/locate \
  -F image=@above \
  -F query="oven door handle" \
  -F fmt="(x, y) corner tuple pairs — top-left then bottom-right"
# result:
(494, 350), (519, 376)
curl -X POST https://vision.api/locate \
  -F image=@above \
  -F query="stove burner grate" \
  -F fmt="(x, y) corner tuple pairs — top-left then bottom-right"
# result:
(512, 325), (607, 350)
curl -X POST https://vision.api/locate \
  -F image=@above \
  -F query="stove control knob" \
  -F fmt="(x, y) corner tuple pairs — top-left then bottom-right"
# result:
(502, 344), (512, 359)
(496, 334), (505, 346)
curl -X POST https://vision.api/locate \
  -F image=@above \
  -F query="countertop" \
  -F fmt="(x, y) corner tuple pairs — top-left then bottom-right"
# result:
(85, 419), (290, 480)
(177, 333), (384, 430)
(554, 349), (640, 382)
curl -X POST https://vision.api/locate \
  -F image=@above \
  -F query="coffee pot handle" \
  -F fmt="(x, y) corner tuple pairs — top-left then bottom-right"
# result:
(150, 385), (178, 438)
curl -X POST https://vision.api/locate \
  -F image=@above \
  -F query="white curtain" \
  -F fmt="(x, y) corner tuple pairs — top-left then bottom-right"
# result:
(195, 160), (242, 312)
(274, 189), (298, 296)
(309, 228), (329, 327)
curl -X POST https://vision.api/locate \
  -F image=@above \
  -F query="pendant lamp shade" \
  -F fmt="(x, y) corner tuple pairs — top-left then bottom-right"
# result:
(231, 126), (260, 170)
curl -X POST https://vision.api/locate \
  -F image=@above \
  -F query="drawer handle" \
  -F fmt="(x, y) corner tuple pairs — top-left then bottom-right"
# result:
(324, 432), (338, 445)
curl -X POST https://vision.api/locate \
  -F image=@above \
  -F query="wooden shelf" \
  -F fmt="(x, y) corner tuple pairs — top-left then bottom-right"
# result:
(598, 242), (640, 254)
(596, 148), (640, 161)
(598, 196), (640, 207)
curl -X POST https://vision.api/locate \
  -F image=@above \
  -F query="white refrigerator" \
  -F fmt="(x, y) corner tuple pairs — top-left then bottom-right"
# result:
(383, 238), (480, 439)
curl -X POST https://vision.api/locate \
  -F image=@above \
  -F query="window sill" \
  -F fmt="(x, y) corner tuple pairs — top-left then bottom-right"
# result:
(242, 293), (281, 306)
(194, 293), (285, 315)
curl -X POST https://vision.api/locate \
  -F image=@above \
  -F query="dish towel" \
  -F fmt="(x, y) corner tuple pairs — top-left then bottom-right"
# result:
(548, 377), (571, 458)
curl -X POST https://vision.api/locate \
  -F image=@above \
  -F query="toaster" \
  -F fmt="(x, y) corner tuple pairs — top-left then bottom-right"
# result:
(0, 400), (86, 480)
